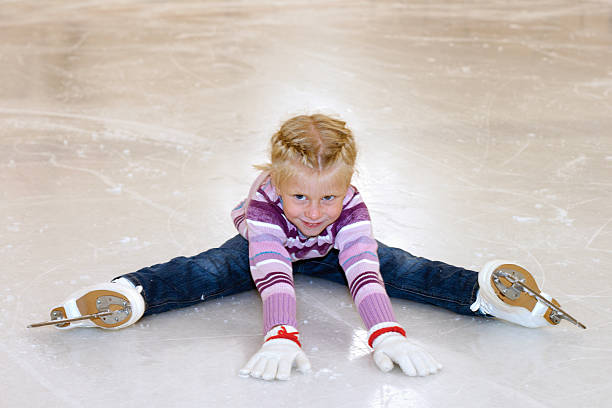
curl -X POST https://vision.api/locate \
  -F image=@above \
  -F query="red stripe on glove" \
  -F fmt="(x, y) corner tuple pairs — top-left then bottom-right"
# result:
(368, 326), (406, 348)
(265, 326), (302, 348)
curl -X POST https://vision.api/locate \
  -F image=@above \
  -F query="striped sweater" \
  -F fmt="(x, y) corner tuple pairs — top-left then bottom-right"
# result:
(232, 172), (396, 333)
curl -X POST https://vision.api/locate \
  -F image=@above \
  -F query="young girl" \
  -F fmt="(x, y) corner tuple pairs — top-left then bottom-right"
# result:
(31, 114), (583, 381)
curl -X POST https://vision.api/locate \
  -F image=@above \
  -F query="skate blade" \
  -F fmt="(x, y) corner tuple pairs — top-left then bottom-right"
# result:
(28, 290), (132, 329)
(28, 310), (115, 328)
(492, 265), (586, 329)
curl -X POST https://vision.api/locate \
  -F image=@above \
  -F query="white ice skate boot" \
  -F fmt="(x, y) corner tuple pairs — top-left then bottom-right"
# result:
(28, 278), (145, 330)
(470, 260), (586, 329)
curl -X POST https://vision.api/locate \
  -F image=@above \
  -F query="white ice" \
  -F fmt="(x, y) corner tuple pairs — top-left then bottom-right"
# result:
(1, 1), (611, 407)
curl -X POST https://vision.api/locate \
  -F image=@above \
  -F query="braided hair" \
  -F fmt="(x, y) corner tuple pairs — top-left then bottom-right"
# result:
(256, 114), (357, 188)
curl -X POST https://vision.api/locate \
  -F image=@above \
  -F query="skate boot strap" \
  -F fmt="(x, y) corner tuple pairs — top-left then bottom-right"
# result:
(532, 292), (553, 317)
(63, 299), (81, 319)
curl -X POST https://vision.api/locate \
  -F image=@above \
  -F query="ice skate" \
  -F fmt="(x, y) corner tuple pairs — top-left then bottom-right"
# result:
(470, 260), (586, 329)
(28, 278), (145, 330)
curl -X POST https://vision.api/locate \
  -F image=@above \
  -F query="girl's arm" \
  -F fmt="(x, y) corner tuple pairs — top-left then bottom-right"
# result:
(335, 196), (442, 376)
(240, 198), (311, 381)
(334, 197), (397, 329)
(246, 217), (297, 333)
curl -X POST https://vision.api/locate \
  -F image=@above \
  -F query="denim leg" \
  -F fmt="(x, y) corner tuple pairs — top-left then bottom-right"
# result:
(377, 241), (480, 315)
(118, 235), (255, 316)
(295, 241), (480, 316)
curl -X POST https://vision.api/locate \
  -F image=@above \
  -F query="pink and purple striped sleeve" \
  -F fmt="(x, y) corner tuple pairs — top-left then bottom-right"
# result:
(335, 194), (397, 330)
(246, 195), (298, 334)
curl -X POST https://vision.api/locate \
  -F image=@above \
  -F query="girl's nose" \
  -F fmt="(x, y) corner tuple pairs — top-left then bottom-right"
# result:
(306, 203), (321, 220)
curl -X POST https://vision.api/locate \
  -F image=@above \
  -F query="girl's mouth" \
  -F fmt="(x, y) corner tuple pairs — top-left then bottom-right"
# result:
(302, 221), (322, 229)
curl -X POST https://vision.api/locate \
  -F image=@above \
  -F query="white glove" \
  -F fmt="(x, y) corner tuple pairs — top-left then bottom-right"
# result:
(370, 324), (442, 377)
(239, 325), (311, 381)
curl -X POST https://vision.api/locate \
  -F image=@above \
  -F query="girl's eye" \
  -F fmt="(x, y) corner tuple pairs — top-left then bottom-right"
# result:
(322, 195), (335, 201)
(293, 194), (306, 201)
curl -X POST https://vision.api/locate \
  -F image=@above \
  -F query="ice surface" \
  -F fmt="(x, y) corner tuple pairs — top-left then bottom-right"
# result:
(1, 1), (611, 407)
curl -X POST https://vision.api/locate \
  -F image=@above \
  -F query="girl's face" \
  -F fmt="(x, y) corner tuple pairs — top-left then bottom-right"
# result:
(277, 164), (350, 237)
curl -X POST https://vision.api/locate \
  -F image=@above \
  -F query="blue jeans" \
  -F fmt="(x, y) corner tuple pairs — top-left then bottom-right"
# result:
(120, 235), (480, 318)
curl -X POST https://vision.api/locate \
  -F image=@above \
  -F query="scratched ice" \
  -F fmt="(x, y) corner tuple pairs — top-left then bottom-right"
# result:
(1, 1), (611, 407)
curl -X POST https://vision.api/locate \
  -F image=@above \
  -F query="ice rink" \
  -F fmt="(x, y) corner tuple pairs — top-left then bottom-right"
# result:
(2, 0), (611, 407)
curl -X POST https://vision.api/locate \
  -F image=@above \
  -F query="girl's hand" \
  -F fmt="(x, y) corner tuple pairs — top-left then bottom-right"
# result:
(368, 323), (442, 376)
(239, 325), (311, 381)
(372, 333), (442, 376)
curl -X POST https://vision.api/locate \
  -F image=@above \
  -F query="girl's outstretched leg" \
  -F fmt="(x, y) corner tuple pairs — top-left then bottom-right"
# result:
(379, 245), (586, 329)
(30, 235), (255, 330)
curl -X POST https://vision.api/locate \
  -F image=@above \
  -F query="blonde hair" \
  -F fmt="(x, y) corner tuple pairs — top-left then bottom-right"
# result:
(256, 114), (357, 188)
